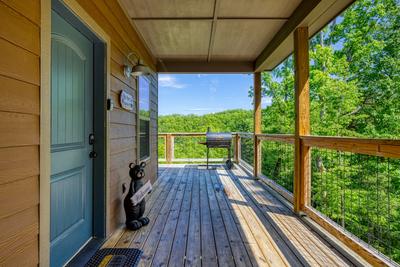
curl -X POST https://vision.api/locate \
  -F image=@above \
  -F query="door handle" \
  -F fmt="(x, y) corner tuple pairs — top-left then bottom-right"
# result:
(89, 151), (97, 158)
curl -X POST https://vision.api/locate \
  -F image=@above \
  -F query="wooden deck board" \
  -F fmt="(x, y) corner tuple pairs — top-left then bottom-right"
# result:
(107, 164), (353, 267)
(151, 167), (189, 267)
(168, 166), (194, 267)
(231, 166), (352, 266)
(199, 169), (218, 267)
(214, 168), (292, 266)
(209, 170), (253, 267)
(185, 167), (202, 267)
(137, 167), (186, 266)
(204, 169), (236, 267)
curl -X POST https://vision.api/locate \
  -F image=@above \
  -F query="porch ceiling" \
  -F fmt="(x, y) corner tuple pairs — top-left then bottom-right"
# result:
(118, 0), (354, 73)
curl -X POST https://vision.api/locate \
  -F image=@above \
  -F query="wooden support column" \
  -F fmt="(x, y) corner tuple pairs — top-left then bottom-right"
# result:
(253, 72), (262, 178)
(166, 134), (174, 163)
(234, 134), (241, 164)
(293, 27), (311, 213)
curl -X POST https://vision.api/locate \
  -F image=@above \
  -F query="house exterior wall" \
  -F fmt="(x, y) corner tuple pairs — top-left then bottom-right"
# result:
(0, 0), (40, 265)
(0, 0), (157, 264)
(148, 74), (158, 186)
(75, 0), (158, 234)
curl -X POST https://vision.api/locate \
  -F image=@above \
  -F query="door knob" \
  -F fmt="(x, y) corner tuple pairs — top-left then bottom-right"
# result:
(89, 151), (97, 158)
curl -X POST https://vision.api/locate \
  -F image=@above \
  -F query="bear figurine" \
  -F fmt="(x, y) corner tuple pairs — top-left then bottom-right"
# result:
(123, 162), (150, 230)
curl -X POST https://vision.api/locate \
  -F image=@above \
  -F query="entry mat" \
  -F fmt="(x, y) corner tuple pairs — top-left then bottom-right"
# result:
(85, 248), (142, 267)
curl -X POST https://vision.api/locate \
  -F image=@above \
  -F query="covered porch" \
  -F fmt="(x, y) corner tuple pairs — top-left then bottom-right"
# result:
(1, 0), (399, 265)
(103, 164), (358, 267)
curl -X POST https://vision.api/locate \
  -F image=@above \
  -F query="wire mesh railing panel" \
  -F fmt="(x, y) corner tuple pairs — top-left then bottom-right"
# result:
(261, 140), (294, 193)
(158, 136), (165, 160)
(310, 148), (400, 263)
(240, 136), (253, 167)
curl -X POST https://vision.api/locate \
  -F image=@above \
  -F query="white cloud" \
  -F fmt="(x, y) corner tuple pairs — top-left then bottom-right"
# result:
(158, 75), (186, 89)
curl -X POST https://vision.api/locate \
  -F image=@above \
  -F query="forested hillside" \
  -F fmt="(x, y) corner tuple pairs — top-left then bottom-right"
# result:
(159, 0), (400, 262)
(159, 109), (253, 133)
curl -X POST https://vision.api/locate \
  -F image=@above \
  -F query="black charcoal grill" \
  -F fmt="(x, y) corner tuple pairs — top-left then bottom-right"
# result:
(199, 128), (233, 169)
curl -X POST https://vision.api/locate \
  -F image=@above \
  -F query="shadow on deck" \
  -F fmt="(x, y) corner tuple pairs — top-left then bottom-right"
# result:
(103, 164), (354, 267)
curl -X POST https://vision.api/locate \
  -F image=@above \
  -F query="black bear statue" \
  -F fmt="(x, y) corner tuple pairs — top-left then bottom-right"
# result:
(124, 162), (150, 230)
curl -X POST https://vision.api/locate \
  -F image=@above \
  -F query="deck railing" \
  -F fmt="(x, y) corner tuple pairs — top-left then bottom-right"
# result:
(158, 132), (400, 265)
(249, 133), (400, 265)
(303, 136), (400, 265)
(158, 132), (236, 163)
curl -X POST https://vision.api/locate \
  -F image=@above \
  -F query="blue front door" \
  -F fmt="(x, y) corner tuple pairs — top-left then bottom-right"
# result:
(50, 10), (94, 267)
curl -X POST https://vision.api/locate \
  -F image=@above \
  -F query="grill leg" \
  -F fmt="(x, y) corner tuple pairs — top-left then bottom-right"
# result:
(207, 147), (209, 169)
(226, 146), (233, 169)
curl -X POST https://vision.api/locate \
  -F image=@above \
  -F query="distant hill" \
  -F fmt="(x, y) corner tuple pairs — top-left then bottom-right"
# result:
(159, 109), (253, 133)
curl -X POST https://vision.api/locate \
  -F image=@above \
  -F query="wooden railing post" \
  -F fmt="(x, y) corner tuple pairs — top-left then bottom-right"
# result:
(166, 134), (174, 163)
(253, 72), (262, 178)
(293, 27), (311, 213)
(234, 133), (241, 164)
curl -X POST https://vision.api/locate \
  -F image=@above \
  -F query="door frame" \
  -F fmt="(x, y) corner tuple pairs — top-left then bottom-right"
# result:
(40, 0), (111, 265)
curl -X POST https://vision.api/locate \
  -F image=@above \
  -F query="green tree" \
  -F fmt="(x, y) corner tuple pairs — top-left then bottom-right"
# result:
(329, 0), (400, 137)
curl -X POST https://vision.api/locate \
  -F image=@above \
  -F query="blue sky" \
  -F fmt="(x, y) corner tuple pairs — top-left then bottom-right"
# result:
(158, 74), (271, 115)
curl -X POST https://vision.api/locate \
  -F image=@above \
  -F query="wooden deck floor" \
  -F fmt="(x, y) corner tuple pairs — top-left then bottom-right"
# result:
(103, 164), (353, 267)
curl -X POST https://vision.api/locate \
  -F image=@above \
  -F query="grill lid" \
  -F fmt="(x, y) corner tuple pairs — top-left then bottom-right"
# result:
(205, 128), (232, 148)
(206, 132), (232, 142)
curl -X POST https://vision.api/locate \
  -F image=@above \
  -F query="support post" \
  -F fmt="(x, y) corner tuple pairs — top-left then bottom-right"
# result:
(234, 134), (241, 164)
(293, 27), (311, 213)
(166, 134), (174, 163)
(253, 72), (262, 178)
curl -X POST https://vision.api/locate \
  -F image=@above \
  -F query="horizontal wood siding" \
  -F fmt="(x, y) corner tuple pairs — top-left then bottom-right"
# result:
(148, 73), (158, 184)
(0, 0), (40, 266)
(76, 0), (157, 233)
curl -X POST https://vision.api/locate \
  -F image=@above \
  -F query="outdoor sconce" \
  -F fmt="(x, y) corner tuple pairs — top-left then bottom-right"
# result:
(124, 51), (150, 78)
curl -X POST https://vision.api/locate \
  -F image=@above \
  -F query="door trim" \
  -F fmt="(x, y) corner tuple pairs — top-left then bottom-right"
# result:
(40, 0), (111, 265)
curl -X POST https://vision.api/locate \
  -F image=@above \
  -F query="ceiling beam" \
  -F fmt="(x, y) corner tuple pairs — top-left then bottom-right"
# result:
(254, 0), (321, 71)
(207, 0), (221, 62)
(157, 60), (254, 73)
(131, 17), (289, 21)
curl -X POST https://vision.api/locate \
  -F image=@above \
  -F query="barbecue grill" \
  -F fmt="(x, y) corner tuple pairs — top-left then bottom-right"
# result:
(199, 128), (233, 169)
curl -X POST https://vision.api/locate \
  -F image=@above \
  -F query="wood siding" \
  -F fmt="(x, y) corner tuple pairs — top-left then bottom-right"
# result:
(0, 0), (40, 266)
(75, 0), (157, 233)
(0, 0), (156, 264)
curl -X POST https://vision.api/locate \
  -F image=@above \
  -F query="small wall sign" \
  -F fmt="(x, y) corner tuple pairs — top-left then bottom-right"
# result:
(120, 90), (134, 111)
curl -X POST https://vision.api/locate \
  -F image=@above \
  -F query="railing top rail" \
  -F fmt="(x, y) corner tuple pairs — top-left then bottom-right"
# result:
(301, 135), (400, 145)
(256, 133), (295, 143)
(159, 132), (238, 137)
(158, 132), (400, 158)
(301, 135), (400, 159)
(158, 132), (205, 136)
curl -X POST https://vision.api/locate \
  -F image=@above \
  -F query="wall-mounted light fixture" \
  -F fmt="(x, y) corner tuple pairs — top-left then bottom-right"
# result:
(124, 52), (150, 78)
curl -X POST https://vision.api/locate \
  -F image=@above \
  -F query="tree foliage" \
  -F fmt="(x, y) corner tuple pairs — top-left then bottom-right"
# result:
(159, 109), (253, 133)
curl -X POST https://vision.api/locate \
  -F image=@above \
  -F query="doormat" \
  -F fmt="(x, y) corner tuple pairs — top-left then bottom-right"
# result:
(85, 248), (142, 267)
